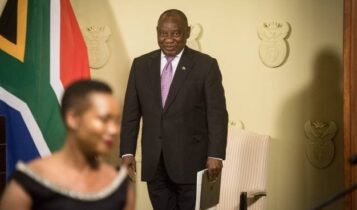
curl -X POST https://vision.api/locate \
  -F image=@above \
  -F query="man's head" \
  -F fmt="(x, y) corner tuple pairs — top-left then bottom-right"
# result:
(61, 79), (121, 156)
(157, 9), (190, 57)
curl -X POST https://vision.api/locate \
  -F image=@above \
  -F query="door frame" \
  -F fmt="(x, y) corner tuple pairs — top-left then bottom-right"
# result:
(344, 0), (357, 209)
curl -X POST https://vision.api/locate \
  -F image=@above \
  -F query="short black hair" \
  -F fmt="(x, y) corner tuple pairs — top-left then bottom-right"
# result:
(60, 79), (112, 121)
(158, 9), (188, 26)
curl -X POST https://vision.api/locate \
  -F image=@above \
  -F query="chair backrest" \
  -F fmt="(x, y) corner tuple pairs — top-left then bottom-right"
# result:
(217, 128), (270, 210)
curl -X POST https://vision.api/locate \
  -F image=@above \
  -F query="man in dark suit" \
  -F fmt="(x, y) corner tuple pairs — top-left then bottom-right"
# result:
(120, 9), (228, 210)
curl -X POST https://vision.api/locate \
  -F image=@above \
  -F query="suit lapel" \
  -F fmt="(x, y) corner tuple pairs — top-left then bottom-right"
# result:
(163, 47), (195, 112)
(149, 50), (162, 110)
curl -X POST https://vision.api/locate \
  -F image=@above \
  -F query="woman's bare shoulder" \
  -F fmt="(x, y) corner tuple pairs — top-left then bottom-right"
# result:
(0, 175), (32, 210)
(26, 154), (59, 175)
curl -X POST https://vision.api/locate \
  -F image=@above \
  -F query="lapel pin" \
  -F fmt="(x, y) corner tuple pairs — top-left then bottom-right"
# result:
(182, 66), (186, 70)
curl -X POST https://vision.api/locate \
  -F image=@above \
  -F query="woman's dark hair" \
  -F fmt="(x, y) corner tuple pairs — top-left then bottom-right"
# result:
(60, 79), (112, 120)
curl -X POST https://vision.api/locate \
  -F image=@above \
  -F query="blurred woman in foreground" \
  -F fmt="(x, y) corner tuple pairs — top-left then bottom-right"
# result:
(0, 79), (135, 210)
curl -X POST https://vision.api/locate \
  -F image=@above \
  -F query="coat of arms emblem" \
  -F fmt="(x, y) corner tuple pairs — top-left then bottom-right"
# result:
(258, 21), (290, 68)
(83, 26), (111, 69)
(304, 120), (337, 168)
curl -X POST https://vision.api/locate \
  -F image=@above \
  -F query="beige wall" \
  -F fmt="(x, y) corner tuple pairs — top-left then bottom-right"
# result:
(71, 0), (344, 209)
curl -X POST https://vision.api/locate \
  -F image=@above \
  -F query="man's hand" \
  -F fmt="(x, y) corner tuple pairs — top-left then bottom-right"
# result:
(121, 156), (137, 181)
(206, 157), (223, 182)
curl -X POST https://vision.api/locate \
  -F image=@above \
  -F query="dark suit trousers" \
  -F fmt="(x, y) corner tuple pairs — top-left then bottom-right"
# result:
(147, 154), (196, 210)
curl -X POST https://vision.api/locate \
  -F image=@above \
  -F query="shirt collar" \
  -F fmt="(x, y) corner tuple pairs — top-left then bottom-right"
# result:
(160, 48), (185, 60)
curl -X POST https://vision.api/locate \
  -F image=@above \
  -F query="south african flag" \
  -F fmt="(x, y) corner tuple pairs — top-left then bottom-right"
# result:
(0, 0), (90, 177)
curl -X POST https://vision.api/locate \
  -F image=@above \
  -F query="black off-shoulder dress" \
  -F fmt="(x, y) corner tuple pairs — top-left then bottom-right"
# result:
(10, 162), (129, 210)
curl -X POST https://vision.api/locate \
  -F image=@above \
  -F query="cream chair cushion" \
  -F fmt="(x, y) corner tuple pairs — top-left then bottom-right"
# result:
(216, 128), (270, 210)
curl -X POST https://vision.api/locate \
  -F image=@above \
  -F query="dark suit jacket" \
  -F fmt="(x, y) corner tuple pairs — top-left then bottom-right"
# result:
(120, 47), (228, 184)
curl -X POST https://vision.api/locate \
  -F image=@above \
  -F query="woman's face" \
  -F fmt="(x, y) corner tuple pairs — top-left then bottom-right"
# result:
(74, 92), (121, 157)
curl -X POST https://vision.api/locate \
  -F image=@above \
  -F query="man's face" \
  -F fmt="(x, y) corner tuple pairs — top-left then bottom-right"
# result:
(74, 93), (121, 156)
(157, 16), (190, 57)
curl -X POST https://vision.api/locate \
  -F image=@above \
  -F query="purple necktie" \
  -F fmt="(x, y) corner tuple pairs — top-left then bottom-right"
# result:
(161, 56), (174, 107)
